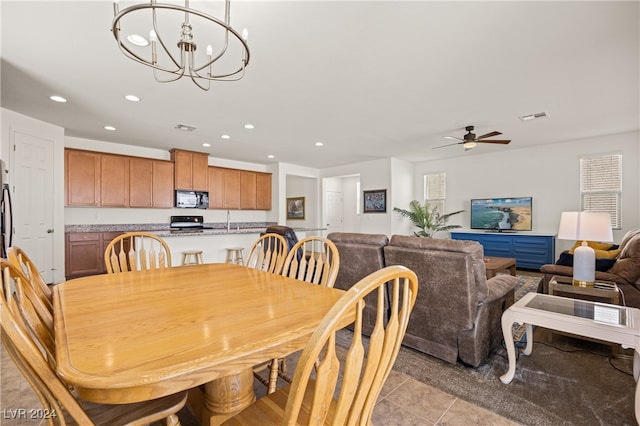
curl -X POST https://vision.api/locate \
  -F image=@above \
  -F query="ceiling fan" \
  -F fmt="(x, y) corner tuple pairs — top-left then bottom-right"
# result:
(434, 125), (511, 151)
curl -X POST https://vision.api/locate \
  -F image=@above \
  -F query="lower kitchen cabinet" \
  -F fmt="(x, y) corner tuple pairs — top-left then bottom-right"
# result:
(65, 232), (123, 279)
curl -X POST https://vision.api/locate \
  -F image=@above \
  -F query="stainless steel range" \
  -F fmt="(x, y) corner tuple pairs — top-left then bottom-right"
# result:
(170, 215), (213, 231)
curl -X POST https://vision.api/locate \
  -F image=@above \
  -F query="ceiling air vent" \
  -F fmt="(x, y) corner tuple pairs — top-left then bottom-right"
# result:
(175, 124), (197, 132)
(519, 112), (549, 122)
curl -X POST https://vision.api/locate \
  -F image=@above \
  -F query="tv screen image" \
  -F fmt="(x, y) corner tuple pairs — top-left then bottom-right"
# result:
(470, 197), (532, 231)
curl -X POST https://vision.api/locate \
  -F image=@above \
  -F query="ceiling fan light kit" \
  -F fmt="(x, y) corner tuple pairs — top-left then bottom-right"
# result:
(111, 0), (250, 91)
(435, 125), (511, 151)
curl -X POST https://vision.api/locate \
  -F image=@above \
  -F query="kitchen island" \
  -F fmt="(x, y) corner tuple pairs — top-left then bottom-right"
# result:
(64, 223), (326, 279)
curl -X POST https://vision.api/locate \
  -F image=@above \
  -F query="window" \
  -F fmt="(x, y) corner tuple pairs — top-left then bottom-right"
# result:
(423, 172), (446, 213)
(580, 153), (622, 229)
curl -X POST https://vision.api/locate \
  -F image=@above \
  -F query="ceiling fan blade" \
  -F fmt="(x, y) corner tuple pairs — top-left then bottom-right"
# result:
(477, 139), (511, 145)
(443, 136), (463, 141)
(476, 131), (502, 140)
(433, 142), (462, 149)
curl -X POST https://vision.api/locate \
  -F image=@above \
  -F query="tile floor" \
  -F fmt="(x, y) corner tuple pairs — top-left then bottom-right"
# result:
(1, 342), (517, 426)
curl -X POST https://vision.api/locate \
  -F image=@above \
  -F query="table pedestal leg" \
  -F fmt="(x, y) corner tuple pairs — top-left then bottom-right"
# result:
(189, 368), (256, 426)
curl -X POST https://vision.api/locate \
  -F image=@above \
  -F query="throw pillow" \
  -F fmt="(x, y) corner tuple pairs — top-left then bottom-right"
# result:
(555, 251), (617, 272)
(568, 241), (613, 253)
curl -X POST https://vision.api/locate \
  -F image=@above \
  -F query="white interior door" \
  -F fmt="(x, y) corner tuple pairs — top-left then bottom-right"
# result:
(12, 131), (55, 283)
(326, 190), (344, 234)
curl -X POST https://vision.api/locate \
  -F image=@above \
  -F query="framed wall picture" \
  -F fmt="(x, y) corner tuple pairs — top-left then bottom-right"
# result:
(363, 189), (387, 213)
(286, 196), (306, 220)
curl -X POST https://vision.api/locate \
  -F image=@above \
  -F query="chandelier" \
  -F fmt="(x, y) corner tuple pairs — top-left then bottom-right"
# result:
(112, 0), (250, 91)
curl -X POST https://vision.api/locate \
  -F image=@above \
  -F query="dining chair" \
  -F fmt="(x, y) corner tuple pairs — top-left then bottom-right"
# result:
(223, 265), (419, 425)
(104, 231), (172, 273)
(245, 233), (288, 274)
(255, 236), (341, 394)
(281, 236), (340, 288)
(0, 262), (188, 426)
(1, 259), (56, 366)
(7, 246), (53, 314)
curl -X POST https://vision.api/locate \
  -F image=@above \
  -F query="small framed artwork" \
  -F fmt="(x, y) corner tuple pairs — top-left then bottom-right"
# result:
(363, 189), (387, 213)
(286, 196), (306, 220)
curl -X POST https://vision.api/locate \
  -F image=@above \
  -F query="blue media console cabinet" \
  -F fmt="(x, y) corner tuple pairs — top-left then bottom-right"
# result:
(450, 231), (556, 270)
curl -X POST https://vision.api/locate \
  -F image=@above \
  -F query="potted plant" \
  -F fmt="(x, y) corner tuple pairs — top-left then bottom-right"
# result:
(393, 200), (464, 238)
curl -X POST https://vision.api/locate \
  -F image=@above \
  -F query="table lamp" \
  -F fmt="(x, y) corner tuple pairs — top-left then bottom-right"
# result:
(557, 211), (613, 286)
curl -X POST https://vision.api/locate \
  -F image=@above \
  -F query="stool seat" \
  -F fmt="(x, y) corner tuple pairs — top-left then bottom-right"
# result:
(182, 250), (204, 266)
(225, 247), (245, 265)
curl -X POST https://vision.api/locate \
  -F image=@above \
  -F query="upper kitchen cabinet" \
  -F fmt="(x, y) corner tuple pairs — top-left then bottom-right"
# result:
(65, 149), (100, 206)
(129, 157), (174, 208)
(256, 172), (272, 210)
(208, 166), (272, 210)
(171, 149), (208, 191)
(100, 154), (129, 207)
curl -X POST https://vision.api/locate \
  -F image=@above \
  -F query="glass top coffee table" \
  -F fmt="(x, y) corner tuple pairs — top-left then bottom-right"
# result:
(500, 292), (640, 422)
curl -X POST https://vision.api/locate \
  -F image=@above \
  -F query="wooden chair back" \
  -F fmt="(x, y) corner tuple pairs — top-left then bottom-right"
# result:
(224, 265), (418, 425)
(7, 246), (53, 314)
(0, 262), (188, 426)
(245, 233), (288, 274)
(104, 232), (172, 273)
(281, 237), (340, 287)
(0, 259), (55, 366)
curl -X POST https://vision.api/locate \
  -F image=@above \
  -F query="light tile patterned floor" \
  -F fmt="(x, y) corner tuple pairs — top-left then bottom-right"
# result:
(0, 341), (518, 426)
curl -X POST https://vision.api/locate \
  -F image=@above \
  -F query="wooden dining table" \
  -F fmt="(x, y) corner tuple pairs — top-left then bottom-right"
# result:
(53, 263), (346, 425)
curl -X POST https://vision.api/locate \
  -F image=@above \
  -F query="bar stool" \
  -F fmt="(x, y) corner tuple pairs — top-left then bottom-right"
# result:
(182, 250), (204, 266)
(225, 247), (245, 265)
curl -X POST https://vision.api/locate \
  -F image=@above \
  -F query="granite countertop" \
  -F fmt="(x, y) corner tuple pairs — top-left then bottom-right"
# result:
(65, 223), (327, 237)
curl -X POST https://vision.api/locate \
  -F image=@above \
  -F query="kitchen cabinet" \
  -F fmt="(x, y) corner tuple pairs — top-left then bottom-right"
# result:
(65, 231), (123, 279)
(100, 154), (129, 207)
(224, 168), (241, 209)
(208, 166), (225, 209)
(256, 172), (272, 210)
(171, 149), (209, 191)
(240, 171), (257, 209)
(207, 166), (272, 210)
(129, 158), (174, 208)
(65, 149), (100, 206)
(152, 160), (175, 208)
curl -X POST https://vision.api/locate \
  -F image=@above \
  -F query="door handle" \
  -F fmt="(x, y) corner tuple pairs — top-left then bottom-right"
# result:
(47, 229), (54, 234)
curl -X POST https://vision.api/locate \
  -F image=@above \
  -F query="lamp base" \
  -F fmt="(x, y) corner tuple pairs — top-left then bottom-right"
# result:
(572, 278), (595, 287)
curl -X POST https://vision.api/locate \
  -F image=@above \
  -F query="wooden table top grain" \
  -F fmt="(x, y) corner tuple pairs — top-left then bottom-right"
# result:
(54, 263), (345, 405)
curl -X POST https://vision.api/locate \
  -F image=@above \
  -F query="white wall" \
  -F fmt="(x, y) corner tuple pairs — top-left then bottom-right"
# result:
(285, 175), (317, 229)
(322, 158), (395, 235)
(413, 131), (640, 252)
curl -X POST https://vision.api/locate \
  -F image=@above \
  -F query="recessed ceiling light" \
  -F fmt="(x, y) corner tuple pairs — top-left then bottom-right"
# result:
(104, 125), (116, 131)
(127, 34), (149, 47)
(267, 155), (275, 159)
(202, 143), (211, 147)
(221, 134), (231, 139)
(49, 95), (67, 103)
(244, 124), (254, 129)
(125, 94), (141, 102)
(315, 142), (324, 147)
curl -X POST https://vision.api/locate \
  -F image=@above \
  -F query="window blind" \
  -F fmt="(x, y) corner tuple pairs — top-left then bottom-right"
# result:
(424, 172), (446, 213)
(580, 153), (622, 228)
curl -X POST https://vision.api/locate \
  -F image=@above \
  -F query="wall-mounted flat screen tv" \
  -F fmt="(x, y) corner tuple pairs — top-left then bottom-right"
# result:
(470, 197), (532, 231)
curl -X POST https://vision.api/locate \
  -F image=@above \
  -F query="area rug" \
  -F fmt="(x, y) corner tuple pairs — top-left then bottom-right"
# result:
(508, 274), (542, 341)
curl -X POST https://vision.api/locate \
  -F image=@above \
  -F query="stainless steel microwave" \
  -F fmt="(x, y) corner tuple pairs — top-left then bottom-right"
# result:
(175, 190), (209, 209)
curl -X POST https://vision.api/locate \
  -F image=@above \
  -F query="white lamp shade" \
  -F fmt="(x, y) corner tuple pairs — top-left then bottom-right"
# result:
(557, 212), (613, 242)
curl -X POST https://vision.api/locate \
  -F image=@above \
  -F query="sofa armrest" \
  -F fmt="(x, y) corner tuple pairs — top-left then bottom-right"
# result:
(485, 274), (518, 306)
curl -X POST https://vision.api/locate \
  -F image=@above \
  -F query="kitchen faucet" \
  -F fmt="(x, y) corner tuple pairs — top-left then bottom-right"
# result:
(226, 210), (231, 232)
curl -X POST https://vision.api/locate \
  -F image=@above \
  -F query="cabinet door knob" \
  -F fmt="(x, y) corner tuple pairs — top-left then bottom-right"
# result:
(47, 229), (54, 234)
